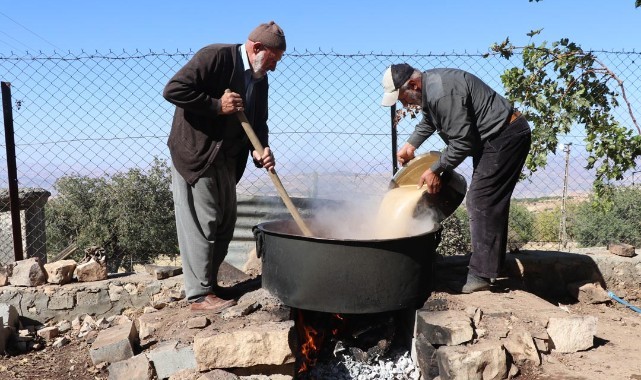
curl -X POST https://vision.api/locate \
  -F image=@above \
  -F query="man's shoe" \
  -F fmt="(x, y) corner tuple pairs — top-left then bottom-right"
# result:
(461, 273), (491, 294)
(190, 294), (236, 312)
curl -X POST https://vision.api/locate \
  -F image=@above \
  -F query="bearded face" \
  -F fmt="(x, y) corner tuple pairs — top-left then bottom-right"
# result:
(399, 87), (422, 107)
(251, 46), (284, 79)
(252, 50), (267, 78)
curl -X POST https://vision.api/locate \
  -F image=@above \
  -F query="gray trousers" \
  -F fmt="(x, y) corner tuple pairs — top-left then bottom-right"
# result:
(466, 116), (531, 279)
(171, 157), (237, 300)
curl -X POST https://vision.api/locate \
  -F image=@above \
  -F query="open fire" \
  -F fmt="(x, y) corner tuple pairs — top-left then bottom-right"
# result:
(293, 308), (414, 378)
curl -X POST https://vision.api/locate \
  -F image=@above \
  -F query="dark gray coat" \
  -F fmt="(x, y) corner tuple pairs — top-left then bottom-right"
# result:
(163, 43), (269, 184)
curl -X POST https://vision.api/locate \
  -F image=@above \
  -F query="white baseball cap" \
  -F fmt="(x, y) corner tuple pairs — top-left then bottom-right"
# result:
(381, 63), (415, 106)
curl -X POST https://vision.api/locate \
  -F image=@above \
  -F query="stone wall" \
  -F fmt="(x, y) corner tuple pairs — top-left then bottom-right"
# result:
(0, 272), (183, 323)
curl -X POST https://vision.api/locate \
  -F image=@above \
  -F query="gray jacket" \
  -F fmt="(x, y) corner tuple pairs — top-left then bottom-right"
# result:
(407, 68), (512, 174)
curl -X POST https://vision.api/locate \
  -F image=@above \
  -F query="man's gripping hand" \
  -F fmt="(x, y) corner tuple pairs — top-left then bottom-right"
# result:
(396, 143), (416, 166)
(252, 147), (275, 173)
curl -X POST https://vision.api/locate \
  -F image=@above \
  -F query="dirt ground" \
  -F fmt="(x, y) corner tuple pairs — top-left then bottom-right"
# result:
(0, 337), (108, 380)
(431, 287), (641, 380)
(1, 279), (640, 380)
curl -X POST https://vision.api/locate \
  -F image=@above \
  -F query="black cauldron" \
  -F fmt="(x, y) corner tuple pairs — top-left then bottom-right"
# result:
(253, 152), (467, 314)
(253, 220), (441, 314)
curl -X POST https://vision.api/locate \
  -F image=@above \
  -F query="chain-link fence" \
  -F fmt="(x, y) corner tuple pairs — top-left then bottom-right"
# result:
(1, 49), (640, 267)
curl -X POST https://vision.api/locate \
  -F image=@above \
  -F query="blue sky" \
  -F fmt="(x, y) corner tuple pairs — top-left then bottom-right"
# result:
(0, 1), (639, 54)
(1, 1), (639, 198)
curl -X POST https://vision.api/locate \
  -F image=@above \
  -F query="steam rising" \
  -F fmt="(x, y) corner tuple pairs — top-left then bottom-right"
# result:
(309, 186), (439, 240)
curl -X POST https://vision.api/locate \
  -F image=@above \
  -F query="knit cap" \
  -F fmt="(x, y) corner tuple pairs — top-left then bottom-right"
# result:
(248, 21), (286, 51)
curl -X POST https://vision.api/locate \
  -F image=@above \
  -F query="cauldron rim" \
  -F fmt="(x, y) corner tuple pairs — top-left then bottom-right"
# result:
(254, 218), (441, 243)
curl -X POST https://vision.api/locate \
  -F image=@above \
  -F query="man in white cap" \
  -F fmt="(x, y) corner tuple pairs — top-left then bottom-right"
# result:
(163, 21), (286, 311)
(381, 64), (531, 293)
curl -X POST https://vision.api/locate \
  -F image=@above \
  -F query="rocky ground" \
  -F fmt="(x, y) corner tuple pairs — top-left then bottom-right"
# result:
(1, 249), (641, 380)
(2, 286), (640, 380)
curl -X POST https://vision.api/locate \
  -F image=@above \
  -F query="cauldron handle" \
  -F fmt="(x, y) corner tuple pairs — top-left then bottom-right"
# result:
(252, 226), (266, 258)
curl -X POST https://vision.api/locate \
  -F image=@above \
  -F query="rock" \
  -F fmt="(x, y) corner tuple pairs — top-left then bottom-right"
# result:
(138, 313), (165, 341)
(221, 301), (260, 320)
(414, 333), (439, 380)
(193, 321), (295, 370)
(89, 320), (138, 366)
(608, 243), (636, 257)
(437, 341), (508, 380)
(37, 326), (59, 340)
(9, 257), (48, 286)
(75, 258), (108, 282)
(146, 340), (197, 380)
(530, 331), (551, 354)
(108, 315), (132, 326)
(144, 264), (182, 280)
(465, 307), (483, 327)
(503, 329), (540, 365)
(567, 282), (611, 304)
(109, 284), (125, 301)
(187, 316), (210, 329)
(237, 288), (283, 311)
(0, 304), (19, 329)
(242, 248), (261, 277)
(71, 315), (83, 330)
(108, 354), (154, 380)
(0, 265), (12, 286)
(78, 320), (96, 338)
(168, 369), (200, 380)
(52, 336), (71, 348)
(416, 310), (474, 346)
(547, 315), (598, 353)
(196, 369), (241, 380)
(44, 260), (77, 285)
(96, 317), (111, 329)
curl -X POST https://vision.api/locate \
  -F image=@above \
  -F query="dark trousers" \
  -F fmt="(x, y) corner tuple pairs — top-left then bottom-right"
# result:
(466, 116), (531, 278)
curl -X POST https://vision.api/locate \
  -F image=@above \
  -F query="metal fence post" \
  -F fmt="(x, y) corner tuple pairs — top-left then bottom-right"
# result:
(1, 81), (24, 261)
(559, 143), (572, 251)
(391, 104), (397, 175)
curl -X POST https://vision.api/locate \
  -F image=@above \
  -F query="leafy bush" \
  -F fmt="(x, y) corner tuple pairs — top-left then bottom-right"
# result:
(438, 203), (535, 255)
(531, 202), (581, 244)
(437, 207), (471, 256)
(533, 207), (561, 243)
(508, 203), (535, 250)
(46, 158), (178, 271)
(572, 187), (641, 247)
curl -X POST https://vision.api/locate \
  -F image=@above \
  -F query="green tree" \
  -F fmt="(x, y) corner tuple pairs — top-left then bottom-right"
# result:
(572, 187), (641, 247)
(46, 158), (178, 271)
(488, 31), (641, 199)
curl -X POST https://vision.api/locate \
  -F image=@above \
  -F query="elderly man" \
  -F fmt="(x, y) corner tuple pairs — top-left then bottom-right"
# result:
(381, 64), (531, 293)
(163, 21), (286, 311)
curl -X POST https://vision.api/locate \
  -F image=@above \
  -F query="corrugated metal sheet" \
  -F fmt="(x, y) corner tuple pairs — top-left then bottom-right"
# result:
(226, 195), (337, 269)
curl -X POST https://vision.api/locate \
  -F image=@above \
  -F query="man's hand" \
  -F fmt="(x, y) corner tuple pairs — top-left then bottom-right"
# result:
(253, 147), (275, 172)
(220, 91), (244, 115)
(397, 143), (416, 166)
(418, 168), (441, 194)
